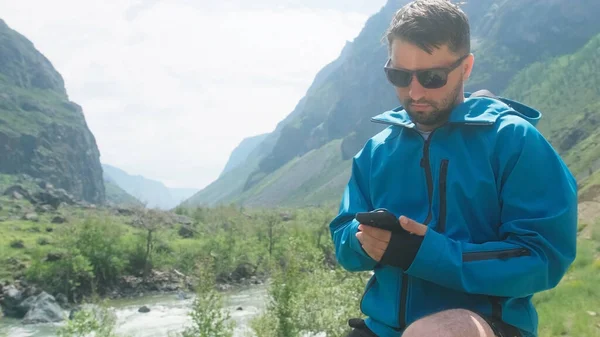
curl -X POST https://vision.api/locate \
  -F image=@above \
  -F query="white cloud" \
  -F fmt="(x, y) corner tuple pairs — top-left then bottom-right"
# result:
(0, 0), (386, 189)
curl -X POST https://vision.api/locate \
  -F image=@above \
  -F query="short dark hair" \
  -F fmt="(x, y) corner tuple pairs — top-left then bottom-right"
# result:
(384, 0), (470, 55)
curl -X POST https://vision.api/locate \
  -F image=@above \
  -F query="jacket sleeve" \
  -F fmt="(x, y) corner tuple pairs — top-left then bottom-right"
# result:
(329, 140), (378, 272)
(405, 118), (578, 298)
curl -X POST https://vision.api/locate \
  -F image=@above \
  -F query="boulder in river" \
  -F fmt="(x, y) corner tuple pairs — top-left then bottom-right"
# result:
(138, 306), (150, 313)
(21, 292), (64, 324)
(0, 285), (24, 317)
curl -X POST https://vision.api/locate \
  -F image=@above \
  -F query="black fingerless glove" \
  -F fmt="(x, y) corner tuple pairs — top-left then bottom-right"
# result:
(380, 230), (424, 270)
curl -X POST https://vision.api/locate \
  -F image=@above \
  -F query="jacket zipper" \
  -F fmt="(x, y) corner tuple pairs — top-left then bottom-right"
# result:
(369, 120), (445, 330)
(438, 159), (449, 233)
(462, 248), (531, 262)
(397, 129), (436, 330)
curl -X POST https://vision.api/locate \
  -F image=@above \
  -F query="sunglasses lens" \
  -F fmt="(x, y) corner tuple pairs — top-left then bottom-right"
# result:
(417, 70), (447, 89)
(386, 68), (412, 87)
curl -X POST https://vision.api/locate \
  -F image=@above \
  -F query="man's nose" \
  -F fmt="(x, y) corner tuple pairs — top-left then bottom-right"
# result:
(409, 75), (425, 101)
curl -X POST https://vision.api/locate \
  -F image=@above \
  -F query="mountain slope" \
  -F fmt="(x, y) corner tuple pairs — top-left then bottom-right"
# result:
(502, 32), (600, 191)
(102, 164), (197, 210)
(103, 173), (143, 208)
(0, 19), (104, 204)
(182, 35), (356, 207)
(219, 133), (268, 178)
(184, 0), (600, 209)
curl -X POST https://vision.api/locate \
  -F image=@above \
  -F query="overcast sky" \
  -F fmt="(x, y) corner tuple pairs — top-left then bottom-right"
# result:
(0, 0), (387, 189)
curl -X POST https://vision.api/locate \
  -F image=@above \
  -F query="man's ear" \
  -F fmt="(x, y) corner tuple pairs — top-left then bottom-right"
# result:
(462, 53), (475, 81)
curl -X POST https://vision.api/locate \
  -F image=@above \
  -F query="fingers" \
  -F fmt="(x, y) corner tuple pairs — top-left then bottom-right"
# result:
(356, 227), (390, 261)
(356, 231), (386, 261)
(399, 216), (428, 236)
(358, 224), (392, 242)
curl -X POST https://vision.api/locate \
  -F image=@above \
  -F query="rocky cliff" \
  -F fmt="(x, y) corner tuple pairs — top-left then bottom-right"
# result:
(0, 19), (104, 204)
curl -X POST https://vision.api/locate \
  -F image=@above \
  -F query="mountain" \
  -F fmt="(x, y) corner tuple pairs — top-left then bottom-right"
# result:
(103, 173), (143, 208)
(219, 133), (268, 178)
(183, 0), (600, 209)
(181, 38), (356, 207)
(0, 19), (105, 204)
(502, 32), (600, 195)
(102, 164), (198, 210)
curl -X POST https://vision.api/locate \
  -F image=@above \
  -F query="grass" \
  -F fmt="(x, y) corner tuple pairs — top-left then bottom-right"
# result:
(534, 227), (600, 337)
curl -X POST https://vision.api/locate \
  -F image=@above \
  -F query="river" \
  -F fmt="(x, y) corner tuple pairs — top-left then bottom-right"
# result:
(0, 284), (269, 337)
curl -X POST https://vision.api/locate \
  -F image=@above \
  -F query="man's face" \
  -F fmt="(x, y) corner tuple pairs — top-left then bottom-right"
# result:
(389, 39), (474, 131)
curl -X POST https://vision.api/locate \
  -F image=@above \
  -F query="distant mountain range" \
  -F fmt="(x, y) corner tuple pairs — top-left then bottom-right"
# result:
(102, 164), (198, 210)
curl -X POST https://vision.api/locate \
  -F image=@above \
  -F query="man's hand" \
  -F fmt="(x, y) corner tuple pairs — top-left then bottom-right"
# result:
(356, 215), (428, 262)
(356, 224), (391, 261)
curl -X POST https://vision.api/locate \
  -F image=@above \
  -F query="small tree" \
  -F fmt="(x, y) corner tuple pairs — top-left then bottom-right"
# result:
(180, 258), (235, 337)
(130, 205), (172, 278)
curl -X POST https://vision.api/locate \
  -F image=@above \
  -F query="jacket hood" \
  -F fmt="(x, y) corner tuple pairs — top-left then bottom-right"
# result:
(371, 92), (542, 129)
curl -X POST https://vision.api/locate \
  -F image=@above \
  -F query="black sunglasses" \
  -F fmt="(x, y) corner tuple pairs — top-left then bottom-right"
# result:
(384, 54), (469, 89)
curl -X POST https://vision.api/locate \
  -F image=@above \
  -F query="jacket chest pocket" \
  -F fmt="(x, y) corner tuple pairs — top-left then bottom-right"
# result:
(430, 158), (503, 241)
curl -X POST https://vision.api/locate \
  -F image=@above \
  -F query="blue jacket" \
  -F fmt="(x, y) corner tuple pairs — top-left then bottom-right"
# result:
(329, 93), (578, 337)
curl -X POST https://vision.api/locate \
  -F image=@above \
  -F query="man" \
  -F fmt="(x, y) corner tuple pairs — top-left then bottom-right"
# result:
(328, 1), (578, 337)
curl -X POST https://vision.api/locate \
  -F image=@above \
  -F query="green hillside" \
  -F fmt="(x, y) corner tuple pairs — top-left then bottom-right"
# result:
(231, 139), (350, 208)
(503, 33), (600, 184)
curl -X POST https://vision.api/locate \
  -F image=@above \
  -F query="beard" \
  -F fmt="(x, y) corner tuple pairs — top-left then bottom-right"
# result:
(402, 78), (463, 128)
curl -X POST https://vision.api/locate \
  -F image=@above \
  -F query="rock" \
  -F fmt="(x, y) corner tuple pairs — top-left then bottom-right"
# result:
(138, 306), (150, 313)
(45, 252), (63, 262)
(22, 213), (39, 222)
(0, 285), (24, 317)
(69, 307), (81, 320)
(37, 179), (53, 190)
(587, 311), (597, 316)
(3, 185), (34, 203)
(177, 291), (191, 300)
(231, 263), (256, 281)
(236, 306), (243, 311)
(216, 284), (232, 291)
(35, 205), (54, 213)
(55, 293), (68, 308)
(22, 292), (64, 324)
(51, 215), (67, 224)
(119, 275), (143, 291)
(33, 191), (63, 209)
(178, 224), (195, 238)
(116, 208), (134, 216)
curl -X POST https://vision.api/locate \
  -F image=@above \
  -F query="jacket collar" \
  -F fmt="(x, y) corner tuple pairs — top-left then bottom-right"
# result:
(371, 92), (541, 129)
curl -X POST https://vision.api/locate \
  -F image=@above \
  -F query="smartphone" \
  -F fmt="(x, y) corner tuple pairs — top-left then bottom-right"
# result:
(355, 208), (400, 233)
